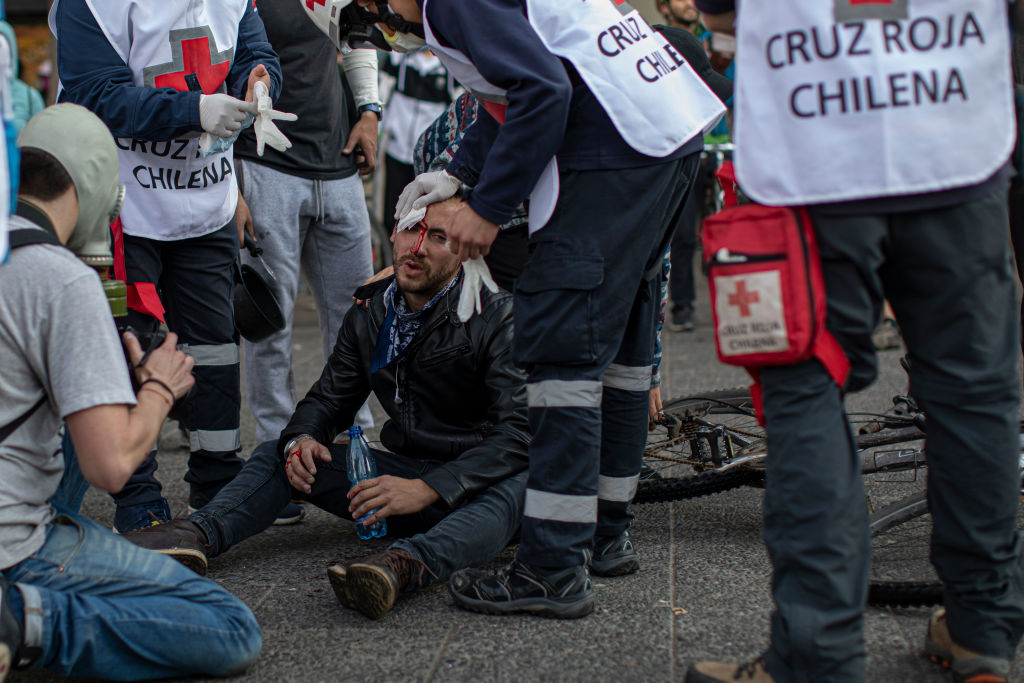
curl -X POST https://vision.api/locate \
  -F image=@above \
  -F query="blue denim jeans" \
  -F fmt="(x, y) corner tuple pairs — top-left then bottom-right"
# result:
(1, 433), (262, 680)
(190, 440), (526, 586)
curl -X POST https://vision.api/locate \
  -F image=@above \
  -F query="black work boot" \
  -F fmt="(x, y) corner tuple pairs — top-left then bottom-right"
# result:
(449, 559), (594, 619)
(328, 549), (433, 620)
(122, 519), (212, 575)
(590, 530), (640, 576)
(0, 577), (23, 683)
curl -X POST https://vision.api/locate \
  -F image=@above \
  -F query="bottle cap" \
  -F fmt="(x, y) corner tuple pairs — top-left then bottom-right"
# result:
(348, 425), (363, 436)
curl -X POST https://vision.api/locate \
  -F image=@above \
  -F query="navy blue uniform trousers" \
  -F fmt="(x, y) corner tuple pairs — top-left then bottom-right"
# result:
(116, 223), (244, 509)
(760, 184), (1024, 682)
(514, 153), (699, 568)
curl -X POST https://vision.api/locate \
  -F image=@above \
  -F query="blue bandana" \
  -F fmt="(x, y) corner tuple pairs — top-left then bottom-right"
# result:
(371, 272), (462, 372)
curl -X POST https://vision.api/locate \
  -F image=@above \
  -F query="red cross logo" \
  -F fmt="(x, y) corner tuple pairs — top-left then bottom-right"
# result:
(143, 27), (234, 94)
(728, 280), (760, 318)
(305, 0), (326, 9)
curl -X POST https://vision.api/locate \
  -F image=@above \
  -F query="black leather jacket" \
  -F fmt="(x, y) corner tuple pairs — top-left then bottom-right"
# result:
(279, 276), (529, 509)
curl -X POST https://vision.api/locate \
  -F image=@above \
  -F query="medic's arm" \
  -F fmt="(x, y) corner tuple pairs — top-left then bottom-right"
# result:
(695, 0), (736, 35)
(227, 2), (283, 101)
(54, 0), (203, 140)
(426, 0), (571, 226)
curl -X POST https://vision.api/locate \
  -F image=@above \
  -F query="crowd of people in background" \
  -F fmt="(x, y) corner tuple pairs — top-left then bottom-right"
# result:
(0, 1), (1022, 682)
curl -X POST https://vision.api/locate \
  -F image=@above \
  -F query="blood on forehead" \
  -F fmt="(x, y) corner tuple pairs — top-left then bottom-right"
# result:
(411, 205), (431, 256)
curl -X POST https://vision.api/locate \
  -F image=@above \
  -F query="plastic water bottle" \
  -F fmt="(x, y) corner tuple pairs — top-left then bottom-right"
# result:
(347, 426), (387, 539)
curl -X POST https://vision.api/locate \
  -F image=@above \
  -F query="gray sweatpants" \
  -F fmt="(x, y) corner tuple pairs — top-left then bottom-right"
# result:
(239, 160), (374, 442)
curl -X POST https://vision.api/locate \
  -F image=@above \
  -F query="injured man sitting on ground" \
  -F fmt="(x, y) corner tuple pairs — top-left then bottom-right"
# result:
(125, 195), (530, 619)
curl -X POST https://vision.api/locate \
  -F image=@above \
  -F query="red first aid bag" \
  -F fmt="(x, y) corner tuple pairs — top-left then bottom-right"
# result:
(701, 162), (849, 423)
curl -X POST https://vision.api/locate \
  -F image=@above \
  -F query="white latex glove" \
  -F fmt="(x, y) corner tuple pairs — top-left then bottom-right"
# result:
(457, 257), (499, 322)
(199, 93), (255, 137)
(395, 170), (461, 220)
(253, 81), (298, 156)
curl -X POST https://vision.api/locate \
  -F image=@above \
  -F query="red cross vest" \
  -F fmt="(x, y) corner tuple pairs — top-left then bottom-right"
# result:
(49, 0), (248, 240)
(733, 0), (1014, 205)
(421, 0), (725, 233)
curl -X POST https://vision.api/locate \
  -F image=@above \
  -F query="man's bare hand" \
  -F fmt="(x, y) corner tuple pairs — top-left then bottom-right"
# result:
(236, 191), (255, 246)
(124, 331), (195, 400)
(648, 385), (663, 430)
(343, 111), (379, 176)
(447, 205), (499, 261)
(245, 64), (272, 103)
(285, 438), (332, 493)
(347, 475), (440, 524)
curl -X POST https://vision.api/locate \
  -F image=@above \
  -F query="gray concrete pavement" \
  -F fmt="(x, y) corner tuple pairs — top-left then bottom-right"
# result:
(14, 276), (1023, 682)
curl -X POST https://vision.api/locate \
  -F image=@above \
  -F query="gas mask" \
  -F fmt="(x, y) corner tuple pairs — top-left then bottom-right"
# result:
(18, 104), (124, 268)
(302, 0), (425, 53)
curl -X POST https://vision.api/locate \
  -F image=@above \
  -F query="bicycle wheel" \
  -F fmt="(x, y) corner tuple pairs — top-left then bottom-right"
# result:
(868, 491), (1024, 608)
(637, 388), (766, 504)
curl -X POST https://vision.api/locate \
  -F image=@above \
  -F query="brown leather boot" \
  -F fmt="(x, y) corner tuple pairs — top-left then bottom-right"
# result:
(925, 608), (1011, 683)
(327, 549), (433, 620)
(121, 519), (211, 576)
(686, 657), (775, 682)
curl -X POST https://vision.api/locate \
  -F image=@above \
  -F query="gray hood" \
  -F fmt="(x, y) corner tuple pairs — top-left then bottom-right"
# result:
(18, 103), (123, 267)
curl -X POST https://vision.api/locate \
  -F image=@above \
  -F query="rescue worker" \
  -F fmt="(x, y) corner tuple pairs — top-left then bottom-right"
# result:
(302, 0), (726, 617)
(687, 2), (1024, 682)
(50, 0), (283, 532)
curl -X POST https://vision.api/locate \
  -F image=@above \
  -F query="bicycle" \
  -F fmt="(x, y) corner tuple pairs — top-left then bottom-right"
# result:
(638, 379), (1022, 608)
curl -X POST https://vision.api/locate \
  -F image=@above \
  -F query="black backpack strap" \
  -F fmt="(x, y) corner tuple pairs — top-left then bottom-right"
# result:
(0, 394), (47, 444)
(8, 228), (62, 250)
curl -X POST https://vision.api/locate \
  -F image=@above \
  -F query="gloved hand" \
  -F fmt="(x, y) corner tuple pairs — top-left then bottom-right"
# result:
(457, 256), (499, 322)
(199, 93), (255, 137)
(395, 170), (461, 220)
(253, 81), (298, 156)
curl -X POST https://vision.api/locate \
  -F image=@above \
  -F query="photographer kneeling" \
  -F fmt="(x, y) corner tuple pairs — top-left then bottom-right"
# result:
(0, 104), (261, 682)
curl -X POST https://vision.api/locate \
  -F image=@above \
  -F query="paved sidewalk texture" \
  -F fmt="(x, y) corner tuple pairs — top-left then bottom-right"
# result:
(15, 274), (1024, 682)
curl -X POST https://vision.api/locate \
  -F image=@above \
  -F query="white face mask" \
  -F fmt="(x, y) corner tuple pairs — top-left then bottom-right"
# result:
(383, 28), (427, 53)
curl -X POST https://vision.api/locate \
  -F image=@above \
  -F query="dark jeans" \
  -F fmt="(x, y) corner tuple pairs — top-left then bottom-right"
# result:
(760, 186), (1024, 682)
(2, 434), (261, 680)
(117, 222), (243, 508)
(190, 441), (526, 585)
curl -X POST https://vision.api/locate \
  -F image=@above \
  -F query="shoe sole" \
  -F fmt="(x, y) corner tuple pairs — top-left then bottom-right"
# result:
(925, 642), (1009, 683)
(327, 565), (357, 611)
(344, 564), (397, 620)
(272, 508), (306, 526)
(154, 548), (208, 576)
(449, 589), (595, 619)
(590, 556), (640, 577)
(0, 642), (9, 683)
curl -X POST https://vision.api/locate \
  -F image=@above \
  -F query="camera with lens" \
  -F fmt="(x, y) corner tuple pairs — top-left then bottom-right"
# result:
(118, 323), (190, 422)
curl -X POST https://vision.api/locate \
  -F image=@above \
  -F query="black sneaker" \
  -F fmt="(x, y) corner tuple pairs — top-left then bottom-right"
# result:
(122, 519), (211, 575)
(670, 306), (695, 332)
(0, 577), (22, 682)
(449, 560), (594, 619)
(590, 531), (640, 576)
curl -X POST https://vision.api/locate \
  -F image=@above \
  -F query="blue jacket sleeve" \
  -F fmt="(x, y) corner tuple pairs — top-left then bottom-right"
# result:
(55, 0), (201, 140)
(426, 0), (571, 225)
(227, 2), (282, 101)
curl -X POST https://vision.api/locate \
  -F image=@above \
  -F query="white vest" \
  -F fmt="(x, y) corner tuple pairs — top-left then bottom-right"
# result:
(422, 0), (725, 232)
(49, 0), (247, 240)
(733, 0), (1014, 205)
